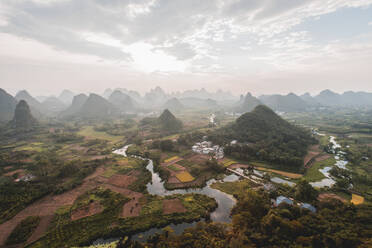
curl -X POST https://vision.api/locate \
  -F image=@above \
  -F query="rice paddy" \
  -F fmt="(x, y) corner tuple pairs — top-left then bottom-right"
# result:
(164, 156), (180, 163)
(351, 194), (364, 205)
(221, 159), (238, 167)
(77, 126), (123, 143)
(175, 171), (195, 182)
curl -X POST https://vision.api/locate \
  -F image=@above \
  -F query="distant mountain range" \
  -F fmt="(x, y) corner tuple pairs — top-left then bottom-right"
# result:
(1, 87), (372, 122)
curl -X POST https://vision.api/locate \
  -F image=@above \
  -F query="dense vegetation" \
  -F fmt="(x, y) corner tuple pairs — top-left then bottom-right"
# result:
(133, 190), (372, 248)
(6, 216), (41, 245)
(158, 109), (183, 133)
(210, 105), (316, 169)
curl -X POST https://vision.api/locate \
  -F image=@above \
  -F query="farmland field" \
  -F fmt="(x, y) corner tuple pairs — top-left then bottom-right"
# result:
(351, 194), (364, 205)
(164, 156), (180, 163)
(175, 171), (195, 182)
(255, 167), (302, 179)
(78, 126), (123, 143)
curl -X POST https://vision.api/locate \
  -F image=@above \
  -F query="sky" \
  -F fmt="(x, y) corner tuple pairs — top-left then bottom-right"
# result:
(0, 0), (372, 97)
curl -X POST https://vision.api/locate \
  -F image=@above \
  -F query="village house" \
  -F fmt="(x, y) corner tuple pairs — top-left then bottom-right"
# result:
(192, 140), (224, 159)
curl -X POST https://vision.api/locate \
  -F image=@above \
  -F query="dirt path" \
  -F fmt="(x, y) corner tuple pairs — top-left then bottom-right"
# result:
(0, 165), (145, 246)
(0, 167), (104, 246)
(26, 215), (54, 245)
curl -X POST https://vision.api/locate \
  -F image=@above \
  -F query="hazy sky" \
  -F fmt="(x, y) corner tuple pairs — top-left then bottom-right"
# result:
(1, 0), (372, 96)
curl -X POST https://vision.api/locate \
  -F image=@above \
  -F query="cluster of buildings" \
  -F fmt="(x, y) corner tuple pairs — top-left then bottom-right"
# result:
(192, 141), (224, 159)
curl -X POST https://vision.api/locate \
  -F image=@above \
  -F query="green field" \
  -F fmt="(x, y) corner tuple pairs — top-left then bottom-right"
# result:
(303, 157), (336, 182)
(78, 126), (123, 143)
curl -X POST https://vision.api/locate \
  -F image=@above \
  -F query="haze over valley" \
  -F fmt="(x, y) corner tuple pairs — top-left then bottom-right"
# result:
(0, 1), (371, 248)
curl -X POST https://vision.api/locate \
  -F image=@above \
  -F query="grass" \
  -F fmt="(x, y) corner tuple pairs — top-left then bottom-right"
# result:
(164, 156), (180, 163)
(6, 216), (41, 245)
(176, 171), (195, 182)
(78, 126), (123, 143)
(255, 167), (302, 179)
(221, 159), (238, 167)
(140, 196), (163, 215)
(303, 157), (336, 182)
(102, 158), (143, 178)
(14, 142), (45, 152)
(351, 194), (365, 205)
(177, 159), (195, 167)
(167, 164), (182, 172)
(211, 180), (254, 198)
(72, 240), (119, 248)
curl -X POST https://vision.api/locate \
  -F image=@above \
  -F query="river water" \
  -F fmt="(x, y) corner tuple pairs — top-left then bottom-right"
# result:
(310, 136), (349, 188)
(112, 145), (239, 242)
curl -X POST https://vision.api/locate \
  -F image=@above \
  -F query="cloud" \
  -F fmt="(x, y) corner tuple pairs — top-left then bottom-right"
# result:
(0, 0), (372, 93)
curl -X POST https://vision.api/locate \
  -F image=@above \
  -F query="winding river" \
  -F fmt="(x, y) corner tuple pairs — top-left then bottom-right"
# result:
(310, 136), (349, 188)
(113, 145), (239, 242)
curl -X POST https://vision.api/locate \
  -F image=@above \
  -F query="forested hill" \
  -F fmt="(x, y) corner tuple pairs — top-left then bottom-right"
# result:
(211, 105), (316, 169)
(158, 109), (183, 133)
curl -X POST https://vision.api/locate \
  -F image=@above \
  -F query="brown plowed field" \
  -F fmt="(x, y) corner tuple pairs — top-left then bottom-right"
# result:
(318, 193), (347, 203)
(107, 174), (137, 188)
(163, 199), (187, 215)
(188, 154), (210, 164)
(304, 145), (321, 166)
(71, 202), (103, 221)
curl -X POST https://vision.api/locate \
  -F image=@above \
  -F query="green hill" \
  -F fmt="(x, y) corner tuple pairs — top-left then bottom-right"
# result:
(0, 88), (17, 122)
(9, 100), (37, 130)
(78, 94), (119, 118)
(158, 109), (183, 133)
(212, 105), (316, 168)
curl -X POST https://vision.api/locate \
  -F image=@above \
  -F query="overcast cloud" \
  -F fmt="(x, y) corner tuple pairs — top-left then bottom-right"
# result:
(0, 0), (372, 96)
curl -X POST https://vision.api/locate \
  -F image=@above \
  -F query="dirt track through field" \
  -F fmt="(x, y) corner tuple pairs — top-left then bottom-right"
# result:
(26, 215), (54, 245)
(0, 166), (106, 246)
(0, 164), (145, 246)
(0, 179), (97, 246)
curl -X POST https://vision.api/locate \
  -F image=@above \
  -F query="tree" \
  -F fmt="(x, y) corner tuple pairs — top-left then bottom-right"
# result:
(295, 179), (318, 203)
(160, 140), (174, 152)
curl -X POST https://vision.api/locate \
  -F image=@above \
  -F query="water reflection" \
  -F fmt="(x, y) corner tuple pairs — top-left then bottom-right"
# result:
(113, 146), (239, 242)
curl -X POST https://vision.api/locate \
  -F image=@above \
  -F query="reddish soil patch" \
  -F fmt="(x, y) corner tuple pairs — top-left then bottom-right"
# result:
(304, 145), (321, 166)
(4, 166), (13, 170)
(3, 169), (25, 177)
(71, 202), (104, 221)
(318, 193), (347, 203)
(121, 196), (142, 218)
(188, 154), (209, 164)
(26, 215), (54, 245)
(168, 176), (181, 184)
(229, 164), (250, 169)
(0, 166), (105, 246)
(107, 174), (137, 188)
(315, 154), (331, 162)
(163, 199), (187, 215)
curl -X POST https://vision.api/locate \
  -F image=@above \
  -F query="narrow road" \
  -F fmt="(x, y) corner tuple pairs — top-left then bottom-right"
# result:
(226, 168), (263, 185)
